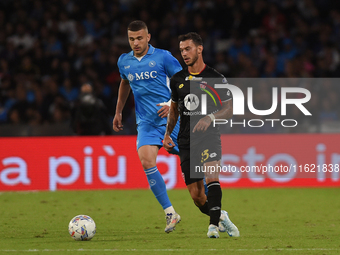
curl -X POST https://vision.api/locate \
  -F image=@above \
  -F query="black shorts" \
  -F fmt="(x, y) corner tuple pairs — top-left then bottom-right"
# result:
(179, 134), (222, 185)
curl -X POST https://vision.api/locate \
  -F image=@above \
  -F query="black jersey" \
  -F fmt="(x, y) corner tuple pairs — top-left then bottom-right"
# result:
(170, 65), (232, 149)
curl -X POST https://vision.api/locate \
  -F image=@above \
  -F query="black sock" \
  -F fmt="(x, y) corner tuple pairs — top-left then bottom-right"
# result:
(207, 181), (222, 226)
(195, 200), (209, 216)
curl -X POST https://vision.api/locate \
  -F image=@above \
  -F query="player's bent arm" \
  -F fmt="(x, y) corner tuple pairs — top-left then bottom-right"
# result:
(211, 99), (233, 120)
(115, 79), (131, 114)
(163, 101), (179, 151)
(165, 101), (179, 136)
(192, 99), (233, 133)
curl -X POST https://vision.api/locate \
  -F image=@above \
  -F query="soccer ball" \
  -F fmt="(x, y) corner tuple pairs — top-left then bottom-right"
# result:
(68, 215), (96, 241)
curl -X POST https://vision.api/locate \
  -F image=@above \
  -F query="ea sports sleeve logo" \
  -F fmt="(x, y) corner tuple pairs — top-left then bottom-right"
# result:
(184, 94), (200, 111)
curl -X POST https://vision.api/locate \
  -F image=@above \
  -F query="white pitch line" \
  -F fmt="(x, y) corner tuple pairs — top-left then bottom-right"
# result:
(0, 248), (339, 252)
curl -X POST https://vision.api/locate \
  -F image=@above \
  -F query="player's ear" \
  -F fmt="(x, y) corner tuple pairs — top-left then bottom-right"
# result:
(147, 33), (151, 42)
(197, 45), (203, 54)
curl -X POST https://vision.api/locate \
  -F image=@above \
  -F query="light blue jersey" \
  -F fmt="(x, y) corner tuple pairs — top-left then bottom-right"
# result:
(117, 45), (182, 126)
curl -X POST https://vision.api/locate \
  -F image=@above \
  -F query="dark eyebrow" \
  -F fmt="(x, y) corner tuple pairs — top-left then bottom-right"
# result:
(180, 46), (190, 51)
(129, 36), (143, 40)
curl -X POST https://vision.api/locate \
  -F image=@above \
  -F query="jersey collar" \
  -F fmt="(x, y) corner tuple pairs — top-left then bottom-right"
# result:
(129, 44), (155, 57)
(188, 64), (206, 75)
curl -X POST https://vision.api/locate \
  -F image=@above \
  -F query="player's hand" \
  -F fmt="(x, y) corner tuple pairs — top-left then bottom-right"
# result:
(163, 134), (175, 152)
(192, 116), (211, 133)
(157, 103), (170, 118)
(113, 113), (123, 132)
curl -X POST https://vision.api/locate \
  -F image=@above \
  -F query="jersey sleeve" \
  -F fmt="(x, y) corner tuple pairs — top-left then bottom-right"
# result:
(170, 76), (179, 103)
(117, 54), (128, 80)
(215, 75), (232, 102)
(163, 51), (182, 78)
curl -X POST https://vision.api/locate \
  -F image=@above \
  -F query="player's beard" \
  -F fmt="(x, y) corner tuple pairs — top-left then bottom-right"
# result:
(186, 53), (199, 66)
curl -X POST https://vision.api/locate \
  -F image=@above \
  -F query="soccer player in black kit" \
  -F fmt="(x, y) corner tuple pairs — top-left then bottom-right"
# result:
(163, 32), (240, 238)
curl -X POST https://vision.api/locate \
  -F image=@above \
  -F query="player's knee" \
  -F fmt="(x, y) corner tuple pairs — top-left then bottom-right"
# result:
(140, 158), (156, 170)
(206, 177), (219, 184)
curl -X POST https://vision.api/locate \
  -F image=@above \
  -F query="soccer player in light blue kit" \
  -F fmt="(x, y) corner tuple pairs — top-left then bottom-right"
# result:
(113, 20), (181, 233)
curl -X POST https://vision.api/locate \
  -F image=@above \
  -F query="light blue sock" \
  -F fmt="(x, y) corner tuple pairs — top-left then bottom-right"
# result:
(144, 166), (172, 210)
(203, 177), (208, 196)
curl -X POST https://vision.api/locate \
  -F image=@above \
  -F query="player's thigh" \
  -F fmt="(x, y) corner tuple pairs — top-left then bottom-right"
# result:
(136, 123), (163, 150)
(197, 134), (222, 181)
(179, 148), (204, 185)
(199, 134), (221, 166)
(137, 145), (159, 169)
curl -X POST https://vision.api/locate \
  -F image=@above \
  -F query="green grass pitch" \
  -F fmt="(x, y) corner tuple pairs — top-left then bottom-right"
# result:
(0, 188), (339, 255)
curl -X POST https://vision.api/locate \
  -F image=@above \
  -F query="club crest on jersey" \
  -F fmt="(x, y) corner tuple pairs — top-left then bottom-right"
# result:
(128, 73), (134, 82)
(200, 81), (207, 89)
(149, 60), (156, 67)
(185, 75), (202, 81)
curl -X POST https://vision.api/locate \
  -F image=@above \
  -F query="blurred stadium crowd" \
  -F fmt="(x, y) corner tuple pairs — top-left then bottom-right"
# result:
(0, 0), (340, 135)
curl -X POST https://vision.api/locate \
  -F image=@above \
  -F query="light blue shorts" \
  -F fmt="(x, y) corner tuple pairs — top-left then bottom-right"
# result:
(136, 121), (180, 154)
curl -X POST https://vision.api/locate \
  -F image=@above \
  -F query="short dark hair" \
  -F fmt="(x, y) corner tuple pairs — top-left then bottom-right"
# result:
(178, 32), (203, 46)
(127, 20), (148, 32)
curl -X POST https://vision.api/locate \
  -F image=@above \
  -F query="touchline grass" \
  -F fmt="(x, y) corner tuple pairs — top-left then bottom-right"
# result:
(0, 188), (339, 255)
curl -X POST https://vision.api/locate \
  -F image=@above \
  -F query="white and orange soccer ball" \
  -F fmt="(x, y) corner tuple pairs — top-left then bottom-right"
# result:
(68, 215), (96, 241)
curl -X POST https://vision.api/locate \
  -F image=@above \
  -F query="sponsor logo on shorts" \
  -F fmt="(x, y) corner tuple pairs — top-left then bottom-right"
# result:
(201, 149), (209, 163)
(210, 152), (217, 158)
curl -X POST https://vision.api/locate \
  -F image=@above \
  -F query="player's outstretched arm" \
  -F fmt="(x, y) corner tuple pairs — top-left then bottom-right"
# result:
(193, 99), (233, 133)
(163, 101), (179, 152)
(113, 79), (131, 132)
